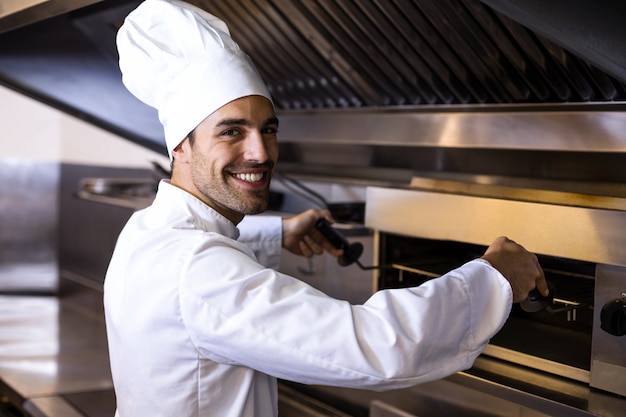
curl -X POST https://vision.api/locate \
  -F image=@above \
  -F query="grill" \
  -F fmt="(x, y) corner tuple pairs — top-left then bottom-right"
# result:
(2, 1), (626, 416)
(360, 176), (626, 415)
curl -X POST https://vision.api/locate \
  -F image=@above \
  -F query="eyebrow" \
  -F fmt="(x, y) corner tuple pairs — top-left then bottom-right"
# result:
(216, 116), (279, 128)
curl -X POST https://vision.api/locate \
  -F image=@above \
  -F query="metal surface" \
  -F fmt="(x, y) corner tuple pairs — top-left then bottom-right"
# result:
(590, 265), (626, 397)
(2, 0), (626, 153)
(370, 401), (418, 417)
(481, 344), (589, 384)
(278, 106), (626, 151)
(365, 179), (626, 415)
(0, 295), (112, 412)
(279, 233), (375, 305)
(277, 384), (352, 417)
(0, 160), (58, 293)
(409, 175), (626, 210)
(276, 108), (626, 187)
(469, 356), (626, 417)
(481, 0), (626, 84)
(0, 0), (104, 34)
(24, 397), (86, 417)
(76, 177), (156, 209)
(365, 185), (626, 267)
(291, 370), (601, 417)
(199, 0), (626, 107)
(59, 164), (154, 284)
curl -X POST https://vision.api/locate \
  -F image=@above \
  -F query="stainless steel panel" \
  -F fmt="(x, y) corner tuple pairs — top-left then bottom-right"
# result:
(59, 164), (155, 284)
(408, 176), (626, 210)
(365, 186), (626, 266)
(278, 106), (626, 152)
(275, 107), (626, 187)
(279, 231), (375, 305)
(469, 356), (626, 416)
(590, 264), (626, 397)
(198, 0), (626, 107)
(278, 384), (352, 417)
(481, 0), (626, 84)
(296, 371), (600, 417)
(0, 0), (104, 33)
(23, 397), (85, 417)
(0, 295), (112, 405)
(365, 182), (626, 413)
(0, 0), (102, 33)
(0, 160), (58, 293)
(370, 401), (418, 417)
(76, 177), (155, 209)
(3, 0), (626, 155)
(482, 344), (589, 383)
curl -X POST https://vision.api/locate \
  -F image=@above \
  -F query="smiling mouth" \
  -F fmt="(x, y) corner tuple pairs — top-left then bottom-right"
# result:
(233, 172), (264, 183)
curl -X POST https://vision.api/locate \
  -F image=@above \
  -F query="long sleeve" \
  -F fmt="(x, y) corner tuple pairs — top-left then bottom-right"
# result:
(237, 215), (282, 269)
(180, 236), (512, 390)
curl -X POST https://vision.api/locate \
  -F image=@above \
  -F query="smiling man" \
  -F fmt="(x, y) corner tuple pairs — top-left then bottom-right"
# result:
(172, 96), (279, 224)
(104, 1), (547, 417)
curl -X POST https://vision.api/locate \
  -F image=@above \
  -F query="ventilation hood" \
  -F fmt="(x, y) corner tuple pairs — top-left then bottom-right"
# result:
(1, 0), (626, 184)
(0, 0), (103, 33)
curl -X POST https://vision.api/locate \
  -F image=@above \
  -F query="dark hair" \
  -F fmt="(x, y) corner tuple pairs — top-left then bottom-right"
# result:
(170, 129), (196, 171)
(187, 128), (196, 145)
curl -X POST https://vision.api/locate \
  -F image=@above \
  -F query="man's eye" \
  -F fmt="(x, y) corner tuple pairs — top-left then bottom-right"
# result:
(222, 128), (239, 136)
(262, 126), (278, 135)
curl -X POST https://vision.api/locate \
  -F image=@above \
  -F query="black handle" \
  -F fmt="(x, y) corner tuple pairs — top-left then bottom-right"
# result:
(520, 281), (556, 313)
(315, 218), (349, 250)
(315, 218), (363, 267)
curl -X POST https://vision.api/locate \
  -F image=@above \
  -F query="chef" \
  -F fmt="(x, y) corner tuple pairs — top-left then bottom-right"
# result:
(104, 1), (547, 416)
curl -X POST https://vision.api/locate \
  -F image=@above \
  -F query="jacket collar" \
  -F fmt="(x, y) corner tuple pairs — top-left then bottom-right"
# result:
(154, 180), (240, 240)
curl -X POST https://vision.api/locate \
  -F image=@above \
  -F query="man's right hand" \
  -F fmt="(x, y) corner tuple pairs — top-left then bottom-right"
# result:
(481, 236), (547, 303)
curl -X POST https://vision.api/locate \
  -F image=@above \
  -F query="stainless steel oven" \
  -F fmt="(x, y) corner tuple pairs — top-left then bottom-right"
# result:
(3, 1), (626, 416)
(359, 176), (626, 416)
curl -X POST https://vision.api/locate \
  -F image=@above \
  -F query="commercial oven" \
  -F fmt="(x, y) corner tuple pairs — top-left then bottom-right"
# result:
(357, 177), (626, 416)
(3, 1), (626, 416)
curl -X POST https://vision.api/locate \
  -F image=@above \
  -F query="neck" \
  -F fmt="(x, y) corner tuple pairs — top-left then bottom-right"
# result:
(170, 174), (244, 225)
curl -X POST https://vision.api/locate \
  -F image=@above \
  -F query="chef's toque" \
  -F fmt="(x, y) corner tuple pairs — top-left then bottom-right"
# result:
(116, 0), (272, 158)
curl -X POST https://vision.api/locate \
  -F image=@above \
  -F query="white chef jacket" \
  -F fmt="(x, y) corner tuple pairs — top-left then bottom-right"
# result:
(104, 180), (512, 417)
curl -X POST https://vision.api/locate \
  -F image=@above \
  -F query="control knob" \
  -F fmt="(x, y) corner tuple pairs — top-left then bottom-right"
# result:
(600, 294), (626, 336)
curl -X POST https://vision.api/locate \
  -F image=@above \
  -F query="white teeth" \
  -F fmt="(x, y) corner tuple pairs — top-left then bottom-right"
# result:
(235, 172), (263, 182)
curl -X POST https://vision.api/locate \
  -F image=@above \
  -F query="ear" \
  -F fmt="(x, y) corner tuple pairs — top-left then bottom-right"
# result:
(171, 138), (191, 164)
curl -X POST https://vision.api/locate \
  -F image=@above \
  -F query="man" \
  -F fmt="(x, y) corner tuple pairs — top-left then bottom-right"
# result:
(104, 1), (547, 416)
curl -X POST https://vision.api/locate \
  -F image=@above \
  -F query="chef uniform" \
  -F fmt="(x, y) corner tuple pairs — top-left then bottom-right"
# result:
(105, 1), (513, 416)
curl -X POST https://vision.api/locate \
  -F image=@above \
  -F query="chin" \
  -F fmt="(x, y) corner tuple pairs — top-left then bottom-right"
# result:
(238, 199), (269, 216)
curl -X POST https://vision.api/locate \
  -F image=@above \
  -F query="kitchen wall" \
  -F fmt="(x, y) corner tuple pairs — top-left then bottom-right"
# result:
(0, 85), (169, 167)
(0, 84), (374, 304)
(0, 84), (169, 293)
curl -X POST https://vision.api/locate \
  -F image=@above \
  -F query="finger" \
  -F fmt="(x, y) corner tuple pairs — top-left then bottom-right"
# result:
(303, 235), (324, 255)
(309, 227), (342, 256)
(309, 227), (329, 246)
(534, 262), (549, 296)
(298, 240), (313, 258)
(326, 246), (344, 258)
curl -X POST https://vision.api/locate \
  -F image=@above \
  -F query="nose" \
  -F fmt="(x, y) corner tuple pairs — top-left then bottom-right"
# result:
(243, 131), (271, 162)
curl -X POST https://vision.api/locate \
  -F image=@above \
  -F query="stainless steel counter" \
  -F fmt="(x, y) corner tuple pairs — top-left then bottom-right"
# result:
(0, 294), (114, 417)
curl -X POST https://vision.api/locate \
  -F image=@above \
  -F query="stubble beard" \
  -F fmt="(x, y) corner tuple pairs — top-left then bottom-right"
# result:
(191, 161), (272, 217)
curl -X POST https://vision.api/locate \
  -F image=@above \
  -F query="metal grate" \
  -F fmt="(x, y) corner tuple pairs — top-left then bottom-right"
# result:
(193, 0), (626, 110)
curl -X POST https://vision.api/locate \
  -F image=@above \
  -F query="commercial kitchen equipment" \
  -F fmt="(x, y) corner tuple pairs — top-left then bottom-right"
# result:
(2, 0), (626, 416)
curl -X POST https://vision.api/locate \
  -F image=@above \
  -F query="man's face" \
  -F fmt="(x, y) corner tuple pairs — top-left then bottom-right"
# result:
(173, 95), (278, 223)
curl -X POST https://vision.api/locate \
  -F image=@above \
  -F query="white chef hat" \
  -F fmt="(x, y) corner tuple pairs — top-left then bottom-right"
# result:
(116, 0), (272, 158)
